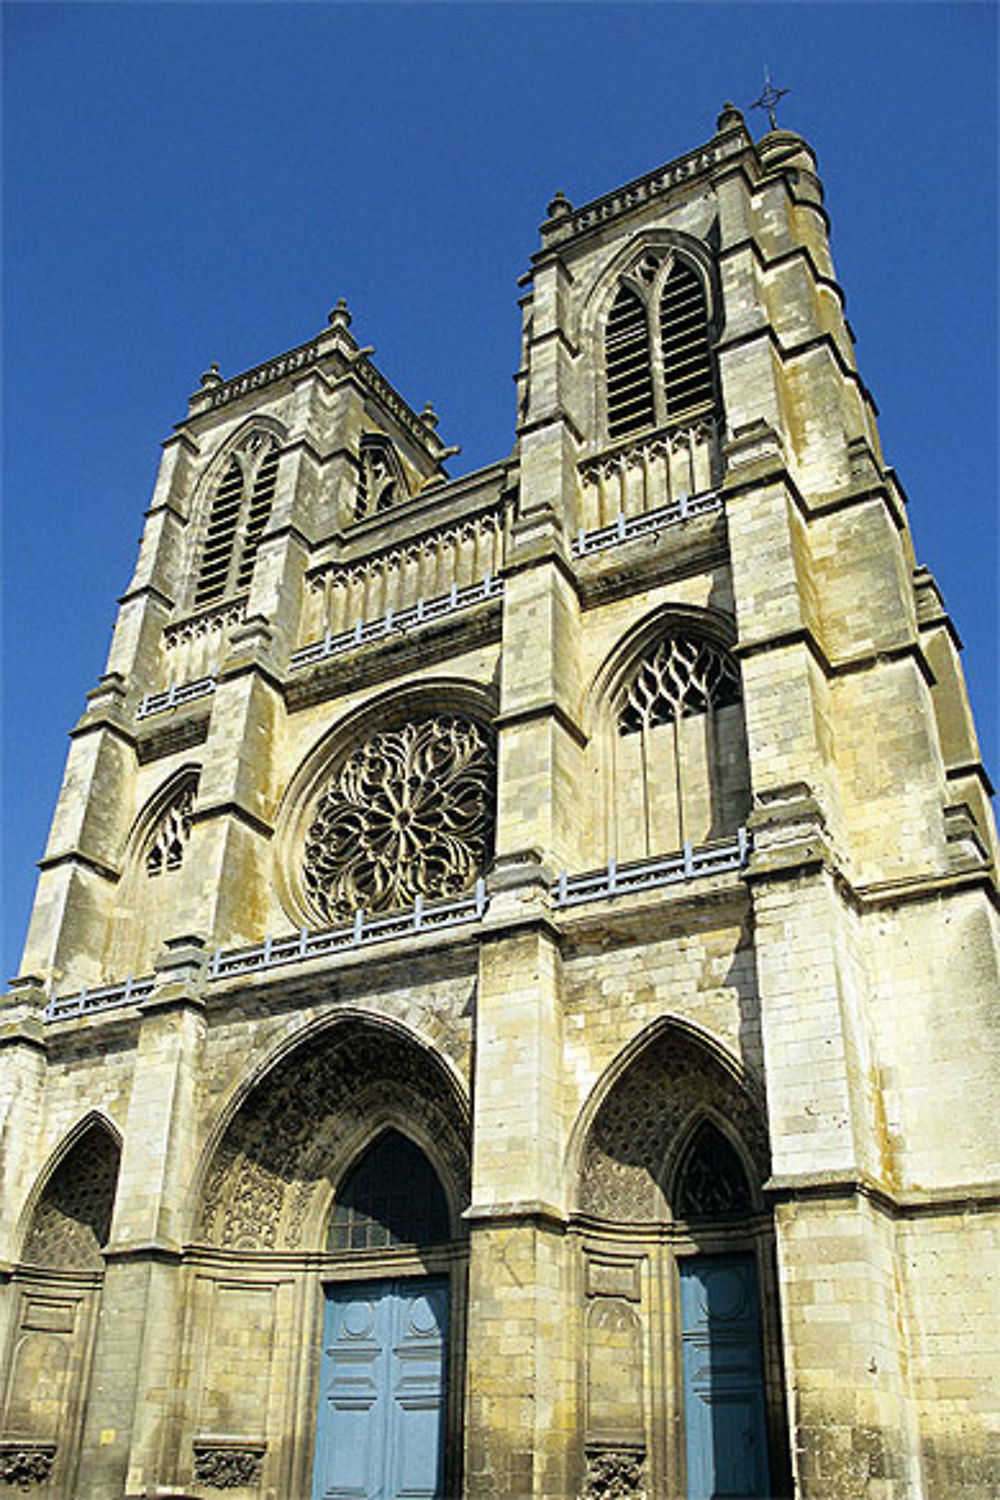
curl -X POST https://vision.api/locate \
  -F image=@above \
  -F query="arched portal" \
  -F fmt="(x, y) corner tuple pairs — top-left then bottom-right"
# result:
(575, 1025), (788, 1500)
(190, 1019), (469, 1500)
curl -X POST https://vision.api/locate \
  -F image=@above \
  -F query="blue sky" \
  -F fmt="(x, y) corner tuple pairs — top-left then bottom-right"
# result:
(3, 1), (997, 981)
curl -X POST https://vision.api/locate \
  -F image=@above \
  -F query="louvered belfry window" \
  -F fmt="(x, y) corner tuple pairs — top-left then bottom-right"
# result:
(603, 252), (715, 440)
(606, 285), (656, 439)
(660, 261), (713, 416)
(194, 433), (280, 606)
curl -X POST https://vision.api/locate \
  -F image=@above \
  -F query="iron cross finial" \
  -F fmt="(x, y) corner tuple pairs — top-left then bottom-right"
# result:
(751, 66), (790, 131)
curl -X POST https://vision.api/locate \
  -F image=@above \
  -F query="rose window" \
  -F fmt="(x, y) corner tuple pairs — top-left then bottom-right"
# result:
(303, 716), (494, 921)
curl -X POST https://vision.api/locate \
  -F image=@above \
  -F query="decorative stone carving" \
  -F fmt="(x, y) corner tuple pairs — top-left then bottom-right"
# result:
(22, 1124), (119, 1270)
(145, 781), (196, 876)
(618, 633), (740, 736)
(355, 436), (408, 519)
(579, 1030), (767, 1222)
(303, 716), (494, 921)
(199, 1023), (470, 1250)
(192, 1441), (265, 1489)
(585, 1449), (646, 1500)
(0, 1441), (57, 1489)
(674, 1119), (752, 1219)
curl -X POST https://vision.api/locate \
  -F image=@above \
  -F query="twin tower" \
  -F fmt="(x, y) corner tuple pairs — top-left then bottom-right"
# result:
(3, 107), (998, 1500)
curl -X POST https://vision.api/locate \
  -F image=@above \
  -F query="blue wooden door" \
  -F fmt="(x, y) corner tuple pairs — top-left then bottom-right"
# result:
(312, 1277), (449, 1500)
(680, 1254), (769, 1500)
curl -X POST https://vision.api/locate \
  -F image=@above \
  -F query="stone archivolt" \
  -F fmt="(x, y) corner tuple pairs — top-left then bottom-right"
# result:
(579, 1029), (766, 1222)
(302, 716), (494, 922)
(198, 1023), (470, 1250)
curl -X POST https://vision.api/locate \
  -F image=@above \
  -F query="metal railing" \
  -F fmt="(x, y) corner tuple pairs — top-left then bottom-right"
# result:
(138, 676), (217, 719)
(289, 574), (504, 670)
(41, 832), (750, 1020)
(554, 828), (750, 908)
(208, 881), (488, 981)
(572, 490), (721, 558)
(44, 974), (155, 1022)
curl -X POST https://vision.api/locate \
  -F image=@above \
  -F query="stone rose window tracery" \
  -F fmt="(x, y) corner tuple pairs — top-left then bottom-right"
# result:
(303, 716), (494, 921)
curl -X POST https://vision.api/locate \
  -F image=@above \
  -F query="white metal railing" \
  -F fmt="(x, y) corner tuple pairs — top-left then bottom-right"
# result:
(572, 490), (721, 558)
(138, 676), (217, 719)
(41, 833), (750, 1021)
(554, 828), (750, 908)
(290, 575), (504, 671)
(207, 881), (488, 981)
(44, 973), (155, 1022)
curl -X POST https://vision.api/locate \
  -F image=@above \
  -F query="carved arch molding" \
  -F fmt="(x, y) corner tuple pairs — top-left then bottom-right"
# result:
(198, 1024), (470, 1250)
(579, 1028), (768, 1221)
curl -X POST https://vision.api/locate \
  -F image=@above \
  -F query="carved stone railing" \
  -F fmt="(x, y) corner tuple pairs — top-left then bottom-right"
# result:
(299, 508), (505, 644)
(206, 336), (323, 410)
(572, 490), (721, 559)
(291, 575), (503, 670)
(577, 419), (721, 535)
(553, 828), (750, 908)
(159, 597), (248, 693)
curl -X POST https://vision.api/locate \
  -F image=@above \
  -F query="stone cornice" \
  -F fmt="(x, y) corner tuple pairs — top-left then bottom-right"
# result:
(36, 848), (121, 883)
(717, 234), (846, 311)
(188, 801), (274, 840)
(765, 1170), (1000, 1219)
(493, 699), (588, 749)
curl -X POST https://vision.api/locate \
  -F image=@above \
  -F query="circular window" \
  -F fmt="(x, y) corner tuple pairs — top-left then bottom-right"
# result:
(302, 715), (494, 922)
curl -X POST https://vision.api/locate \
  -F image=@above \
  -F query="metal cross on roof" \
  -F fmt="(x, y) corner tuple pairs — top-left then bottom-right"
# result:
(751, 67), (790, 131)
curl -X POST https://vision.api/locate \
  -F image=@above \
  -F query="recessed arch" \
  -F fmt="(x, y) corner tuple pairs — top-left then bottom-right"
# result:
(19, 1114), (122, 1270)
(570, 1016), (768, 1221)
(191, 1011), (471, 1251)
(325, 1127), (452, 1251)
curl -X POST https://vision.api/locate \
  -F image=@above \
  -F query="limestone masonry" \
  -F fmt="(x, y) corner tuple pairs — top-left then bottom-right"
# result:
(2, 106), (998, 1500)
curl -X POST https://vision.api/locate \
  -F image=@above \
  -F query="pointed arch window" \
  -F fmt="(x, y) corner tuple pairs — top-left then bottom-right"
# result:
(603, 251), (716, 441)
(354, 435), (408, 521)
(327, 1130), (450, 1251)
(194, 431), (280, 607)
(611, 628), (749, 858)
(144, 776), (198, 877)
(674, 1120), (753, 1220)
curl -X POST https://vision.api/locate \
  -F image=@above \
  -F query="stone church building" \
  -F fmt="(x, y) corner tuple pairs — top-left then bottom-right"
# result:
(2, 107), (998, 1500)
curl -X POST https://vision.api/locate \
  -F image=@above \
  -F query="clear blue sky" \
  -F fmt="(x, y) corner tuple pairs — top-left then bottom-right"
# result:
(3, 1), (997, 982)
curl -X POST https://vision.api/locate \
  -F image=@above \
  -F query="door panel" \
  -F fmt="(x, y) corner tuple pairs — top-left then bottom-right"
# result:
(313, 1279), (448, 1500)
(680, 1254), (768, 1500)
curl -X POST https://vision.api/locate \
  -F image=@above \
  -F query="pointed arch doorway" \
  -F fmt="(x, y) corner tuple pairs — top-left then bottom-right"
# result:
(312, 1131), (455, 1500)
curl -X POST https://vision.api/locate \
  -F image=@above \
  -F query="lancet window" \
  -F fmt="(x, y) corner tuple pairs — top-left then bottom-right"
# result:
(145, 778), (197, 877)
(604, 250), (716, 440)
(673, 1120), (753, 1219)
(327, 1131), (451, 1251)
(194, 431), (280, 606)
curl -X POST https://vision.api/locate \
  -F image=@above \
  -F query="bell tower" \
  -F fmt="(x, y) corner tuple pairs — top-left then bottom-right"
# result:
(3, 106), (997, 1500)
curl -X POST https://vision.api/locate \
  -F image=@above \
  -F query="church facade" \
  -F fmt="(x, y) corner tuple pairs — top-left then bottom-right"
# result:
(2, 107), (998, 1500)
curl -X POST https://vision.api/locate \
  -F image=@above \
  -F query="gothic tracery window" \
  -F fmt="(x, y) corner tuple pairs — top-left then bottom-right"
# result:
(612, 629), (748, 858)
(303, 716), (494, 922)
(145, 779), (197, 877)
(673, 1120), (753, 1220)
(354, 436), (408, 521)
(604, 251), (715, 440)
(194, 431), (280, 606)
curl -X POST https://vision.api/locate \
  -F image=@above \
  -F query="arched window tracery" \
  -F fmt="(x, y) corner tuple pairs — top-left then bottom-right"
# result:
(355, 436), (408, 521)
(673, 1119), (753, 1220)
(194, 430), (280, 607)
(602, 250), (716, 442)
(609, 627), (749, 860)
